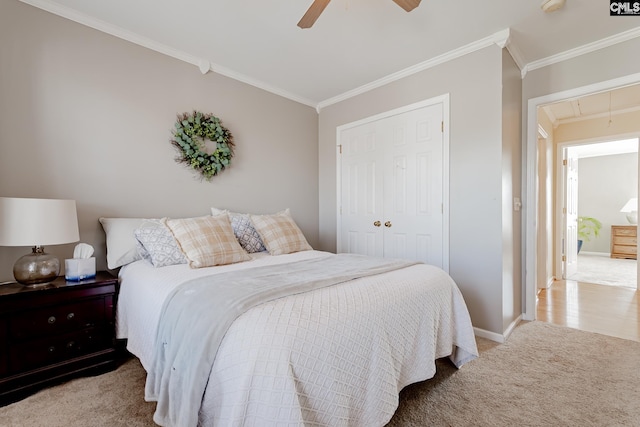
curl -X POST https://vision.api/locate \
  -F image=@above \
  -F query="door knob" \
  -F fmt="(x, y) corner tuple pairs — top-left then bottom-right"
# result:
(373, 220), (381, 227)
(384, 221), (392, 228)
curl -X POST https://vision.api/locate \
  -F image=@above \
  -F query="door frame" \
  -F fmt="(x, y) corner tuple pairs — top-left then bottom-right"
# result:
(524, 72), (640, 321)
(336, 94), (451, 271)
(556, 138), (640, 281)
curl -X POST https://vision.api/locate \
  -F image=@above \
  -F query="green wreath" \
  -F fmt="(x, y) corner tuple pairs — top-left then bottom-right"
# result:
(171, 111), (234, 180)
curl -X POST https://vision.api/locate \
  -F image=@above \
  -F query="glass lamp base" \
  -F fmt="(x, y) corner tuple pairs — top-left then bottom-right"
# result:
(13, 246), (60, 286)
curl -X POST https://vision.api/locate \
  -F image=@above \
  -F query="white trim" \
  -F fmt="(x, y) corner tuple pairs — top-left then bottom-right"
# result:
(317, 30), (509, 111)
(505, 42), (527, 78)
(524, 72), (640, 321)
(473, 316), (522, 343)
(537, 124), (548, 139)
(18, 0), (317, 108)
(473, 327), (505, 343)
(335, 94), (450, 272)
(503, 315), (523, 341)
(579, 251), (610, 257)
(525, 27), (640, 74)
(546, 276), (555, 289)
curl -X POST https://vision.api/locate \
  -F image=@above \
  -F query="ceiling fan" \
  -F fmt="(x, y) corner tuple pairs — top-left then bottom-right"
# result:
(297, 0), (422, 28)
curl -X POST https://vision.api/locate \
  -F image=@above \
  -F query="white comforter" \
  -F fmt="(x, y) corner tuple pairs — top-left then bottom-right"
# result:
(117, 250), (478, 426)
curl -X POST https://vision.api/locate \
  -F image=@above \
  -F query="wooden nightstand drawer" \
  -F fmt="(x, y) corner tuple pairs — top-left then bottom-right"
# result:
(613, 227), (636, 237)
(10, 298), (106, 340)
(612, 245), (637, 256)
(9, 327), (112, 373)
(613, 236), (637, 246)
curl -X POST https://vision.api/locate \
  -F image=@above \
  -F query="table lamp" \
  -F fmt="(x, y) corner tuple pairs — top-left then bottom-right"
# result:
(0, 197), (80, 286)
(620, 197), (638, 225)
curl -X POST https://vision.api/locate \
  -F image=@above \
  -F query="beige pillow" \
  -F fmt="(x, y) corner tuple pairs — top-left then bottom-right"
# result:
(250, 209), (312, 255)
(163, 215), (250, 268)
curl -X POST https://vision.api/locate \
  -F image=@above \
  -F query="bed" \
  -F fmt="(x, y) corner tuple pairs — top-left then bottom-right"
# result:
(103, 211), (478, 427)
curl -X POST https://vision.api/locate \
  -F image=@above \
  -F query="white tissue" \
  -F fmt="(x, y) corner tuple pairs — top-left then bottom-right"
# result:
(73, 243), (94, 259)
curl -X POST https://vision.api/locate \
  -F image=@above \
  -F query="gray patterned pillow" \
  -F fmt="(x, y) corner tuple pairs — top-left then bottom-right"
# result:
(211, 208), (266, 253)
(134, 219), (187, 267)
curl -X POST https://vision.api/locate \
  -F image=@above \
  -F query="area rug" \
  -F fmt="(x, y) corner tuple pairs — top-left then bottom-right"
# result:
(1, 321), (639, 426)
(567, 253), (637, 288)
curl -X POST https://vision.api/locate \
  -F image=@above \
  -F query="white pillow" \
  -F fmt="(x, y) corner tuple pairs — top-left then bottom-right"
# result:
(164, 215), (250, 268)
(134, 219), (187, 268)
(99, 217), (147, 269)
(250, 209), (312, 256)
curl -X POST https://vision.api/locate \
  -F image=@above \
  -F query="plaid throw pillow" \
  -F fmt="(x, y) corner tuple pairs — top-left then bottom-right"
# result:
(250, 209), (312, 256)
(164, 215), (250, 268)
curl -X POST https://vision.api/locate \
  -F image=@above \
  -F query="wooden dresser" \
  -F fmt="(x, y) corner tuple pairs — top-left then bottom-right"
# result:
(611, 225), (638, 260)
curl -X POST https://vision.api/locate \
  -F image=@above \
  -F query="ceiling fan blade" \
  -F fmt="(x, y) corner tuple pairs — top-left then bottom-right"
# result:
(392, 0), (422, 12)
(298, 0), (331, 28)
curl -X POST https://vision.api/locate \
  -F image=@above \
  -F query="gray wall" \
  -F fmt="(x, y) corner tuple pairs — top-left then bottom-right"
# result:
(0, 0), (319, 279)
(319, 45), (518, 335)
(501, 49), (523, 331)
(579, 152), (638, 253)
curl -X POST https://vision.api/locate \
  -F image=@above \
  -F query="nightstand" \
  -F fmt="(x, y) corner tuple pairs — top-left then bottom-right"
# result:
(611, 225), (637, 260)
(0, 272), (120, 405)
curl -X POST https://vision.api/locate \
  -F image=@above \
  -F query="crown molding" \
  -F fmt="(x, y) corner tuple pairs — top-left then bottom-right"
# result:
(525, 26), (640, 73)
(504, 41), (527, 78)
(18, 0), (317, 108)
(317, 29), (512, 110)
(537, 123), (548, 139)
(24, 0), (639, 113)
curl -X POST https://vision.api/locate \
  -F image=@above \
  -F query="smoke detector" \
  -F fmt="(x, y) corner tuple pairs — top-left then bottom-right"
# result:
(541, 0), (566, 12)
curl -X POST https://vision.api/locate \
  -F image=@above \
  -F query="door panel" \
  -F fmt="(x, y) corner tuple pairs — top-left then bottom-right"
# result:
(383, 105), (443, 266)
(564, 148), (579, 278)
(340, 123), (384, 257)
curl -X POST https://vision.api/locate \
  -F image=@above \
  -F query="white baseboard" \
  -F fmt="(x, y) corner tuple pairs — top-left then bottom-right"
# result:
(473, 315), (523, 343)
(579, 251), (610, 257)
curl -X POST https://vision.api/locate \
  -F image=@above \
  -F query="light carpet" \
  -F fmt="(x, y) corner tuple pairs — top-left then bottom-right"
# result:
(1, 321), (640, 426)
(567, 253), (637, 288)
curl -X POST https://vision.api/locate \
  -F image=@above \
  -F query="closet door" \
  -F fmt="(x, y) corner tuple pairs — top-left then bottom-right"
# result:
(383, 104), (443, 266)
(339, 103), (444, 267)
(339, 120), (384, 257)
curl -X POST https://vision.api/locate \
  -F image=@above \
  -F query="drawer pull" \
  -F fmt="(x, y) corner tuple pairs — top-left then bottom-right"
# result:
(67, 312), (75, 320)
(66, 341), (75, 349)
(48, 316), (56, 324)
(48, 346), (55, 353)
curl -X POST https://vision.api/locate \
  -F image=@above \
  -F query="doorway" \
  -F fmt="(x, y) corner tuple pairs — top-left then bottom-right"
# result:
(560, 140), (638, 289)
(524, 74), (640, 321)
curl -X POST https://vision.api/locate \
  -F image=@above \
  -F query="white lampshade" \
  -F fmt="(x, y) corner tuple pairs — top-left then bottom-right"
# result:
(620, 197), (638, 225)
(0, 197), (79, 285)
(620, 198), (638, 213)
(0, 197), (79, 247)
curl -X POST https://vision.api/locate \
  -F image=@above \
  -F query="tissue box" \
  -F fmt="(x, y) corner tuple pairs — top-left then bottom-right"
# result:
(65, 257), (96, 281)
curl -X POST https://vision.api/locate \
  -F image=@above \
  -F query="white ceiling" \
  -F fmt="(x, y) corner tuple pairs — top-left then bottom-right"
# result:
(570, 138), (639, 159)
(542, 83), (640, 127)
(21, 0), (640, 108)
